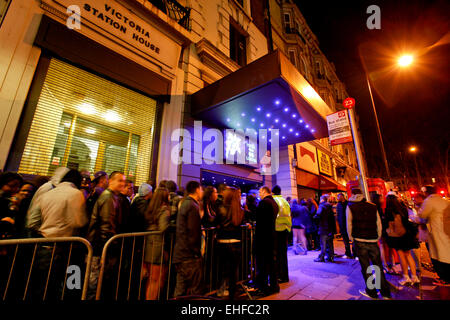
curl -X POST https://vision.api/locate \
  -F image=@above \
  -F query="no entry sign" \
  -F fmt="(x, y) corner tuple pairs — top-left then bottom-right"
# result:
(343, 97), (355, 109)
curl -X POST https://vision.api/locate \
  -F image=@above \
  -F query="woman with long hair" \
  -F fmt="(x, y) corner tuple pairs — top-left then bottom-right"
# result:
(385, 194), (420, 286)
(215, 187), (245, 299)
(202, 186), (218, 227)
(143, 187), (170, 300)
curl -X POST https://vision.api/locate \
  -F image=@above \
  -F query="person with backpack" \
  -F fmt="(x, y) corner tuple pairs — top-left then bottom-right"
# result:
(385, 193), (419, 286)
(419, 185), (450, 286)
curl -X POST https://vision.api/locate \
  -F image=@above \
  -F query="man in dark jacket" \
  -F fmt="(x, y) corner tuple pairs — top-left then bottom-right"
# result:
(86, 171), (126, 299)
(254, 186), (279, 296)
(314, 195), (336, 262)
(337, 193), (353, 258)
(346, 188), (391, 299)
(173, 181), (204, 297)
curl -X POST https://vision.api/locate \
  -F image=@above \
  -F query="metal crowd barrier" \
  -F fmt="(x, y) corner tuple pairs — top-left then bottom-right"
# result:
(0, 224), (256, 301)
(0, 237), (93, 301)
(94, 230), (170, 301)
(94, 224), (256, 300)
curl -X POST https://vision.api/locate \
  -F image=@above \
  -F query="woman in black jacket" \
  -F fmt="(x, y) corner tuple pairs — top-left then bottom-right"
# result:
(215, 187), (244, 299)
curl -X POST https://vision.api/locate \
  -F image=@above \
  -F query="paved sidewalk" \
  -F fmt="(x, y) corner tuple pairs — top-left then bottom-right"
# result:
(259, 239), (450, 300)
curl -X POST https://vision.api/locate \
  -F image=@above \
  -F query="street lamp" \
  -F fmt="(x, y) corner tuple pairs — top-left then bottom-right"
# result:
(398, 54), (414, 67)
(409, 145), (422, 188)
(364, 53), (415, 183)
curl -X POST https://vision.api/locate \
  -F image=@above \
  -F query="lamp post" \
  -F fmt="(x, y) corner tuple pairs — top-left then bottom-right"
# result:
(366, 75), (391, 181)
(363, 54), (415, 183)
(409, 146), (422, 188)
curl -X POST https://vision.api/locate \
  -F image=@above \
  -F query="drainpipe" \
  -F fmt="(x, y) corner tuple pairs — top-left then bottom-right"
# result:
(264, 0), (274, 52)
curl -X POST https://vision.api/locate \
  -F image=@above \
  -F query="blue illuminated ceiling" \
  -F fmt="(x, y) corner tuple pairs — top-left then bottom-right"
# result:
(191, 50), (330, 147)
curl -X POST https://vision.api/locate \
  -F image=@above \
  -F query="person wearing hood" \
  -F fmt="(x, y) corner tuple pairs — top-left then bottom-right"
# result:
(26, 167), (69, 237)
(346, 188), (392, 300)
(129, 183), (153, 231)
(314, 195), (336, 262)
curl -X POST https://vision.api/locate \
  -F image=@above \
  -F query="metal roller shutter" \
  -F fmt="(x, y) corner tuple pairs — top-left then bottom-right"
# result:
(18, 58), (157, 185)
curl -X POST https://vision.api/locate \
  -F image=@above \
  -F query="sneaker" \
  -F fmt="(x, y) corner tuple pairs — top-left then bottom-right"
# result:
(325, 257), (335, 263)
(343, 255), (353, 259)
(381, 295), (393, 300)
(359, 289), (378, 300)
(399, 276), (412, 286)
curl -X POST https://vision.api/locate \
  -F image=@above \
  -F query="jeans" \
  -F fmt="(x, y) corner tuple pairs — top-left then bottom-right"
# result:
(354, 240), (391, 297)
(174, 258), (203, 297)
(339, 223), (352, 256)
(318, 233), (334, 260)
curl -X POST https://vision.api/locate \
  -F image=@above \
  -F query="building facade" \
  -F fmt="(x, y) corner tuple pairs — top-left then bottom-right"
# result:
(0, 0), (363, 200)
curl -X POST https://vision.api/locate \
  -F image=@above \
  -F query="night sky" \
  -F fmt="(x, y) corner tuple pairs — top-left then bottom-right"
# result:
(294, 0), (450, 187)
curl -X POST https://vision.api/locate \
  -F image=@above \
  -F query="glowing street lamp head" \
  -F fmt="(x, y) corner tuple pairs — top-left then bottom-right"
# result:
(398, 55), (414, 67)
(409, 146), (417, 152)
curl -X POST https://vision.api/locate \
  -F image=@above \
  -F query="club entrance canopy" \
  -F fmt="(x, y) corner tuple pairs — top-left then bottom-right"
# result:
(191, 50), (333, 147)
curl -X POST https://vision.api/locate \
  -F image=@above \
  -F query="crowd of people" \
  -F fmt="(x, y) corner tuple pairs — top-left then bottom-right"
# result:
(1, 168), (449, 301)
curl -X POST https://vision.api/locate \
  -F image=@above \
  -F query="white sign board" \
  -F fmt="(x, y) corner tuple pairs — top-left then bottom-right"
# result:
(326, 110), (353, 146)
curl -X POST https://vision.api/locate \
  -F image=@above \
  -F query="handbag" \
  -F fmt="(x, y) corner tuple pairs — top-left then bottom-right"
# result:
(386, 213), (406, 237)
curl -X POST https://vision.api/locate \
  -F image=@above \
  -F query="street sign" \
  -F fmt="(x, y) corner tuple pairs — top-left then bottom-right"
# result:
(326, 110), (353, 146)
(343, 97), (355, 109)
